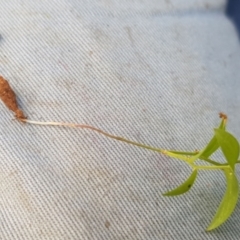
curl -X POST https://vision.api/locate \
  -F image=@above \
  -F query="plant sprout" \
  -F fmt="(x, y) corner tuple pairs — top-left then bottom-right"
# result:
(0, 76), (239, 231)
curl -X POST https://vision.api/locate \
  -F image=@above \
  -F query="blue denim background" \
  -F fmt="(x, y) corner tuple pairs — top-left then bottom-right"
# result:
(227, 0), (240, 37)
(0, 0), (240, 239)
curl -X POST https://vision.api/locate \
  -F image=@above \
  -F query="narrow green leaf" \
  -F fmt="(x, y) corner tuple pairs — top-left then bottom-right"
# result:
(163, 169), (197, 196)
(168, 118), (227, 162)
(207, 169), (239, 231)
(214, 129), (239, 169)
(201, 118), (226, 159)
(200, 136), (219, 159)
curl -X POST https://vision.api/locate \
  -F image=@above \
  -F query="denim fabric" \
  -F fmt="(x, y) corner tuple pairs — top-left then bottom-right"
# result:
(0, 0), (240, 239)
(226, 0), (240, 36)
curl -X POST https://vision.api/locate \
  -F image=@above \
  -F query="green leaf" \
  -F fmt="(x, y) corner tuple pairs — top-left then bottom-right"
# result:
(214, 129), (240, 169)
(168, 118), (227, 162)
(200, 136), (219, 159)
(201, 118), (226, 159)
(207, 169), (239, 231)
(163, 169), (197, 196)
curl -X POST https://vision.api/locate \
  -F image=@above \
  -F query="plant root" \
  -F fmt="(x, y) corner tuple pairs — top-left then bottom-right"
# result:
(0, 76), (26, 120)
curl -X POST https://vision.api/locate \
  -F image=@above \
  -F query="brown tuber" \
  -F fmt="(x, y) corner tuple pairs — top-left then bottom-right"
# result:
(0, 76), (26, 120)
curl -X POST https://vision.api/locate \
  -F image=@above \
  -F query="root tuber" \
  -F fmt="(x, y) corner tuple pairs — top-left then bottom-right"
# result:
(0, 76), (26, 120)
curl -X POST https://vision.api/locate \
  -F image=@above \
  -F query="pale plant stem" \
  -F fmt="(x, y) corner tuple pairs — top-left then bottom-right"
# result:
(21, 119), (191, 162)
(21, 119), (231, 171)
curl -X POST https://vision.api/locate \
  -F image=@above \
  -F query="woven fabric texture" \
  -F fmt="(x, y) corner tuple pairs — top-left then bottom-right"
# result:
(0, 0), (240, 239)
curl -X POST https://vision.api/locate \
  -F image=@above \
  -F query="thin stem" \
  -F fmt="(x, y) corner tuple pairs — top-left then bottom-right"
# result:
(167, 150), (199, 156)
(21, 119), (192, 162)
(163, 151), (191, 162)
(194, 165), (229, 170)
(198, 156), (223, 166)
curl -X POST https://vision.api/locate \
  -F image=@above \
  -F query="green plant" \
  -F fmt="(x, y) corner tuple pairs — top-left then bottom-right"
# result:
(21, 113), (239, 231)
(0, 76), (239, 231)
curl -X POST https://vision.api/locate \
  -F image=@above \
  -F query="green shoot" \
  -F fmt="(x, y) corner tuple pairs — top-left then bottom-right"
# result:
(19, 113), (239, 231)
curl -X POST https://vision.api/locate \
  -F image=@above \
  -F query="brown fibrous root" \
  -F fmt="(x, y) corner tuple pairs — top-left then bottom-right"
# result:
(0, 76), (26, 120)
